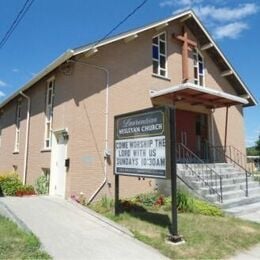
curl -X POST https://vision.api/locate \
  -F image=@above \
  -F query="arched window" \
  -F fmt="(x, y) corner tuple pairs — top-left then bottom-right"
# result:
(193, 49), (204, 86)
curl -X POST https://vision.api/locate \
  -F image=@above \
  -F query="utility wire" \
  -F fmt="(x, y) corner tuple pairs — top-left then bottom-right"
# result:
(0, 0), (36, 50)
(90, 0), (148, 50)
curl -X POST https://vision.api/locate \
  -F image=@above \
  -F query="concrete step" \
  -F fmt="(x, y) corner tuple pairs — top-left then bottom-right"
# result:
(190, 176), (251, 188)
(178, 170), (246, 180)
(206, 190), (246, 203)
(199, 182), (260, 195)
(177, 162), (260, 211)
(208, 187), (260, 203)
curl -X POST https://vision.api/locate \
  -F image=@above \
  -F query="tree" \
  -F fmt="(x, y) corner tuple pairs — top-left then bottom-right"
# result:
(256, 135), (260, 155)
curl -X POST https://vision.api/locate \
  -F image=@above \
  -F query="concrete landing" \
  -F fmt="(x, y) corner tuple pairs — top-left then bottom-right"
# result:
(225, 201), (260, 223)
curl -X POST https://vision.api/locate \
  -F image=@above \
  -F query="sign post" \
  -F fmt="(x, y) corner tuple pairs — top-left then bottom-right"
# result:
(114, 106), (182, 243)
(169, 106), (182, 243)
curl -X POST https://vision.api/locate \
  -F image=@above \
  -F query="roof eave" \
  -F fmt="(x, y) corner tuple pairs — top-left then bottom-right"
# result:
(0, 49), (75, 109)
(0, 10), (257, 109)
(150, 82), (249, 108)
(73, 10), (194, 56)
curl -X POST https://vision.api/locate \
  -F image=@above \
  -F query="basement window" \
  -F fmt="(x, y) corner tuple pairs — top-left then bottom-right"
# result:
(14, 99), (22, 152)
(152, 32), (167, 77)
(44, 77), (55, 149)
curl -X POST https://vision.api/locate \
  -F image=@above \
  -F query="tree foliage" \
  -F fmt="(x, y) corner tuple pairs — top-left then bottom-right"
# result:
(247, 136), (260, 156)
(256, 135), (260, 155)
(247, 146), (258, 156)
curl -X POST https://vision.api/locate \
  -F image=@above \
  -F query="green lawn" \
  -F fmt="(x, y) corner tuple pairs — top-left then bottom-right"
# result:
(0, 215), (50, 259)
(90, 198), (260, 259)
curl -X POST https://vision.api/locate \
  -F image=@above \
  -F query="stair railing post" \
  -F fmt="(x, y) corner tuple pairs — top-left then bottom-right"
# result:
(245, 171), (249, 197)
(220, 176), (223, 203)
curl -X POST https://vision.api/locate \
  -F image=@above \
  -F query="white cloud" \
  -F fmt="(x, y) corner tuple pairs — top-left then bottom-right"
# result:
(213, 22), (249, 39)
(194, 3), (259, 23)
(0, 90), (5, 97)
(160, 0), (202, 7)
(12, 68), (19, 73)
(159, 1), (259, 40)
(0, 80), (7, 87)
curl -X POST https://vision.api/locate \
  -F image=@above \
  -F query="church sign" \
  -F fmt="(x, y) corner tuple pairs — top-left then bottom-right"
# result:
(114, 107), (170, 179)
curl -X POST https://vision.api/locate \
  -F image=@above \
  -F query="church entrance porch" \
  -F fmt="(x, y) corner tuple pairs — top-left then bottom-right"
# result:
(150, 83), (248, 163)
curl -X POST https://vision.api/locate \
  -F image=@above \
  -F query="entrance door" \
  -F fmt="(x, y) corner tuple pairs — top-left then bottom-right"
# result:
(176, 110), (197, 153)
(50, 131), (68, 198)
(176, 110), (208, 158)
(195, 114), (208, 159)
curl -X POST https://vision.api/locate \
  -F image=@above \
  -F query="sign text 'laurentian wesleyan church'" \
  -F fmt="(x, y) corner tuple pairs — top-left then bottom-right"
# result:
(114, 107), (169, 178)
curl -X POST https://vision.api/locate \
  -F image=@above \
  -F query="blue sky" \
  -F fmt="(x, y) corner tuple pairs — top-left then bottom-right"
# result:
(0, 0), (259, 147)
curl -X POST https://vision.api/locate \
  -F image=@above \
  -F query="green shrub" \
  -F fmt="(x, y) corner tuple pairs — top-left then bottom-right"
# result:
(0, 172), (36, 197)
(193, 199), (223, 216)
(161, 190), (223, 217)
(0, 173), (23, 196)
(134, 192), (163, 207)
(176, 189), (194, 212)
(254, 174), (260, 182)
(15, 185), (36, 197)
(35, 175), (49, 195)
(100, 196), (114, 210)
(90, 196), (114, 214)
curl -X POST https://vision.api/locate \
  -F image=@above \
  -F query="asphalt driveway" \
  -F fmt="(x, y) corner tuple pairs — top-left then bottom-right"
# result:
(0, 196), (167, 260)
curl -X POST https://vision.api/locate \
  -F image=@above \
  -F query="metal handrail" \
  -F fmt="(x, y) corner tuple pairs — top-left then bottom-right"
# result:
(210, 145), (254, 173)
(177, 143), (223, 203)
(209, 145), (250, 197)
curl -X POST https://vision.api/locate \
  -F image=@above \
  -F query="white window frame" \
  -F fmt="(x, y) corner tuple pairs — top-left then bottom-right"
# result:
(193, 49), (205, 86)
(44, 77), (55, 150)
(14, 99), (22, 152)
(152, 31), (167, 77)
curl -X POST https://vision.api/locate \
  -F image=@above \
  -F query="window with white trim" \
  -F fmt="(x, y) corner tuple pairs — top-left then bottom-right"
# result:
(14, 99), (22, 152)
(193, 49), (205, 86)
(152, 32), (167, 77)
(44, 78), (55, 149)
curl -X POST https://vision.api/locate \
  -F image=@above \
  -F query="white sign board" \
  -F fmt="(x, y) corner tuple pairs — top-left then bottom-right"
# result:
(114, 107), (169, 179)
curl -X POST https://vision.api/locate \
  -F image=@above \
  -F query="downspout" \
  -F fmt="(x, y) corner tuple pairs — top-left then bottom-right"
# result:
(19, 91), (31, 184)
(224, 106), (229, 149)
(224, 106), (229, 163)
(210, 108), (215, 162)
(67, 59), (109, 204)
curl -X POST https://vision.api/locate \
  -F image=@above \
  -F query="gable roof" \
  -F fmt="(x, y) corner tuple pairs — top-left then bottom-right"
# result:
(0, 10), (257, 109)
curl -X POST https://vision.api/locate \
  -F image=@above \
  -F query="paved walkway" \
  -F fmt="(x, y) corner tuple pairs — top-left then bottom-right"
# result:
(0, 196), (167, 260)
(229, 244), (260, 260)
(228, 203), (260, 259)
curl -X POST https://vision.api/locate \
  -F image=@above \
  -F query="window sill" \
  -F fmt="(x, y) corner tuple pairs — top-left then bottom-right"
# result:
(41, 148), (51, 153)
(13, 151), (19, 154)
(152, 73), (171, 81)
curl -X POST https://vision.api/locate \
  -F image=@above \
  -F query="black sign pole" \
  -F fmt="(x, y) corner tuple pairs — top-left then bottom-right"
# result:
(115, 174), (120, 216)
(169, 106), (182, 243)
